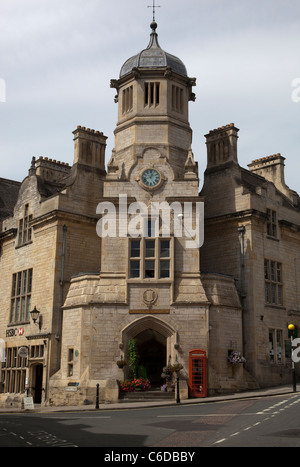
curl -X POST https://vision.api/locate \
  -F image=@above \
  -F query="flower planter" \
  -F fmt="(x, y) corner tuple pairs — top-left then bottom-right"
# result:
(117, 360), (127, 369)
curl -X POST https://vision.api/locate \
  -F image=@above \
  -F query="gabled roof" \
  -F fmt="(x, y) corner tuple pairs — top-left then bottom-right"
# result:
(0, 177), (21, 221)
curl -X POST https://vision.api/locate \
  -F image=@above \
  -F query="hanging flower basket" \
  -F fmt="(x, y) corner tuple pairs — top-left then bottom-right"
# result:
(117, 360), (127, 369)
(161, 365), (173, 381)
(227, 351), (246, 365)
(170, 363), (183, 373)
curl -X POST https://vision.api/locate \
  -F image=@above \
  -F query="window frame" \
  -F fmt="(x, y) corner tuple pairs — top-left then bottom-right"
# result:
(122, 85), (133, 114)
(1, 346), (27, 394)
(269, 328), (283, 364)
(67, 348), (74, 378)
(18, 204), (33, 246)
(129, 237), (173, 281)
(264, 259), (283, 306)
(10, 269), (33, 324)
(172, 84), (184, 113)
(144, 81), (160, 108)
(266, 208), (278, 238)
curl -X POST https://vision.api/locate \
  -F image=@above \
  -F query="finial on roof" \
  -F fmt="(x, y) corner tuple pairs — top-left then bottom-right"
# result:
(148, 0), (161, 22)
(150, 21), (158, 32)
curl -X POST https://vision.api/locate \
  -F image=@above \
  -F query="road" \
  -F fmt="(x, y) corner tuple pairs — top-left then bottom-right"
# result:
(0, 393), (300, 449)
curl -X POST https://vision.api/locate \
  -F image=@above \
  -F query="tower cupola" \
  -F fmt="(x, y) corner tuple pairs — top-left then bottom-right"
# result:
(109, 21), (197, 179)
(120, 21), (188, 78)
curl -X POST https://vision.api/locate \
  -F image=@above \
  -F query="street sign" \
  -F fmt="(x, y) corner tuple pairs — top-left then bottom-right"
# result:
(23, 397), (34, 410)
(18, 346), (29, 358)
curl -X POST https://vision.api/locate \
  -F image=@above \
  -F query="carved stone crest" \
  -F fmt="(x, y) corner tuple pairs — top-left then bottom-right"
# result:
(142, 289), (158, 309)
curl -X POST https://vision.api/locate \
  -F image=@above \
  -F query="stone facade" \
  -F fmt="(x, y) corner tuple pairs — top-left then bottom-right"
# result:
(201, 125), (300, 388)
(0, 131), (106, 407)
(1, 22), (299, 408)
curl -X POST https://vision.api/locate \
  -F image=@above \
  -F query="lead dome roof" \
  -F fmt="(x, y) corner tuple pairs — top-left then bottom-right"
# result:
(120, 22), (188, 78)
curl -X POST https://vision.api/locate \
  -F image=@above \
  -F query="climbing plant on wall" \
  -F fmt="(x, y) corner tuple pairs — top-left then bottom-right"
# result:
(128, 339), (139, 378)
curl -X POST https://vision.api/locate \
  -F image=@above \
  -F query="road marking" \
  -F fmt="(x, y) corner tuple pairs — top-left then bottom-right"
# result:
(213, 395), (300, 445)
(44, 415), (111, 420)
(214, 438), (226, 444)
(157, 413), (262, 418)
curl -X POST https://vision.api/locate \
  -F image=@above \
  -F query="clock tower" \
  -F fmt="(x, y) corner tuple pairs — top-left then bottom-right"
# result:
(58, 19), (210, 403)
(109, 20), (197, 180)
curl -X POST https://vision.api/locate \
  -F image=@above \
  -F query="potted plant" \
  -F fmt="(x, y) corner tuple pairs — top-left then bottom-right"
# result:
(119, 380), (134, 392)
(119, 378), (151, 393)
(132, 378), (151, 392)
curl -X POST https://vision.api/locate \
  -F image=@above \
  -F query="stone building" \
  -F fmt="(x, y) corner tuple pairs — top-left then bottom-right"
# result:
(201, 128), (300, 388)
(0, 21), (299, 408)
(0, 133), (106, 407)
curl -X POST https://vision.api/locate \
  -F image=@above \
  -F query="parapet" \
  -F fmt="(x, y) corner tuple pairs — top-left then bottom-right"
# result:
(248, 153), (293, 200)
(248, 153), (285, 169)
(207, 123), (237, 135)
(33, 156), (71, 182)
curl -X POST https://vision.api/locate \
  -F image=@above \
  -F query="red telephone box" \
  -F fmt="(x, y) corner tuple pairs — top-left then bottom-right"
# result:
(189, 349), (207, 398)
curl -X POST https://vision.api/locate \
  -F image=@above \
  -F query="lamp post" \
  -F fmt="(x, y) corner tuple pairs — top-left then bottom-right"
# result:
(176, 373), (180, 404)
(96, 384), (100, 410)
(30, 306), (42, 331)
(288, 324), (297, 393)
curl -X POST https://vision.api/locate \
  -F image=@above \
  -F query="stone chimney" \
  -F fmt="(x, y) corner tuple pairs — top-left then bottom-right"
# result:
(73, 126), (107, 171)
(205, 123), (239, 169)
(248, 154), (287, 193)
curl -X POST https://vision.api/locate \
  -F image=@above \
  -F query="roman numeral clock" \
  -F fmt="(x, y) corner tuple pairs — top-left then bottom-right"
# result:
(139, 167), (165, 191)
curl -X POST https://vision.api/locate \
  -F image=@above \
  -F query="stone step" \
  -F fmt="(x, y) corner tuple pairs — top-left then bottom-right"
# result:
(119, 390), (175, 402)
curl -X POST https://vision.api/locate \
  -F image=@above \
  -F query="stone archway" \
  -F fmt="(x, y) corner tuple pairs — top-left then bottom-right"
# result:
(120, 316), (178, 384)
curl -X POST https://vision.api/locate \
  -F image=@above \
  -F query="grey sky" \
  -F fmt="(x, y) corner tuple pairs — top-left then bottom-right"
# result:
(0, 0), (299, 192)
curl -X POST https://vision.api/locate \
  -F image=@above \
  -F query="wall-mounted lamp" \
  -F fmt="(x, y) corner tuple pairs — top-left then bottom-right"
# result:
(30, 306), (42, 331)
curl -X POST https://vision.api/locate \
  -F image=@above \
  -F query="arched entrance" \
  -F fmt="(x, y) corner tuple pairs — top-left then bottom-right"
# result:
(135, 329), (166, 386)
(120, 316), (177, 387)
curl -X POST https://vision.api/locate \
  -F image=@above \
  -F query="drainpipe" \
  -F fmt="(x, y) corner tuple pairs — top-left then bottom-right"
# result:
(58, 225), (67, 368)
(60, 225), (67, 289)
(238, 225), (246, 358)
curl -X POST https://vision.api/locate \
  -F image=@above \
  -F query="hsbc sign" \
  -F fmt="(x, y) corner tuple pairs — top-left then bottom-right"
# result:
(6, 327), (25, 338)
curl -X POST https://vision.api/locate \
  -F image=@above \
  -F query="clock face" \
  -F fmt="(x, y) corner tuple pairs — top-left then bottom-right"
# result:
(141, 169), (161, 188)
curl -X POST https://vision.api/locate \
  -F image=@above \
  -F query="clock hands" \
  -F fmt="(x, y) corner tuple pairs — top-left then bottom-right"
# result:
(141, 168), (161, 188)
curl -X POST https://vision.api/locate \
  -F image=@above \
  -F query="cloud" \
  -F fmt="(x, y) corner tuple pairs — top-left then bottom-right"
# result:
(0, 0), (299, 193)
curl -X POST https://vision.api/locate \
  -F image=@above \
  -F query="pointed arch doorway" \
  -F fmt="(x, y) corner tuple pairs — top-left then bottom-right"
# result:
(135, 329), (166, 386)
(120, 316), (177, 387)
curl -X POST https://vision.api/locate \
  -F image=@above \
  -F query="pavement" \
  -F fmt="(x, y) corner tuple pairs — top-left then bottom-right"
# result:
(0, 385), (298, 414)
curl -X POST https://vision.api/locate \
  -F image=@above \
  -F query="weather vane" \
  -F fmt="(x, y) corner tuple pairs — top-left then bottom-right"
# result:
(148, 0), (161, 22)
